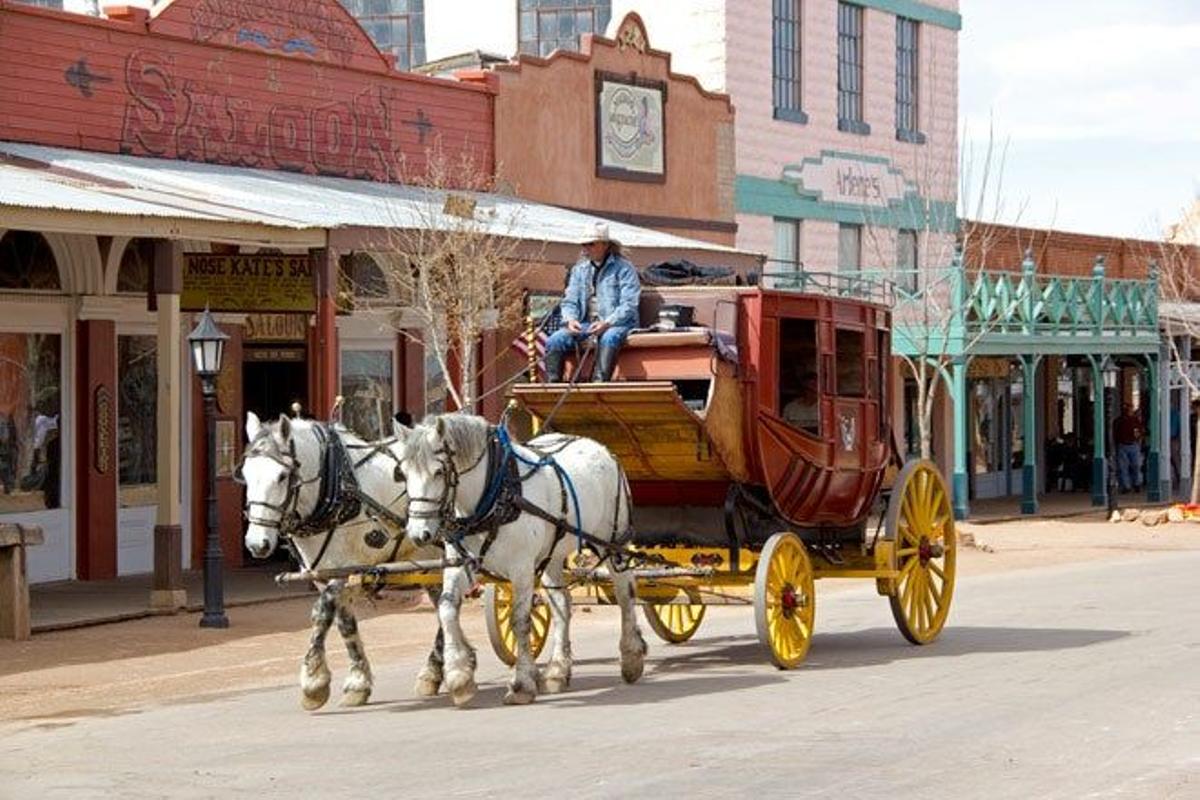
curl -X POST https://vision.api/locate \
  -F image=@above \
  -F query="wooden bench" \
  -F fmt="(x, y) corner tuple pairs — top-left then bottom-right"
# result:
(0, 523), (43, 640)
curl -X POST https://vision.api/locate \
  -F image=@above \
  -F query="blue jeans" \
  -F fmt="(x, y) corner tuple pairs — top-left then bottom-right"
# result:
(1117, 443), (1142, 491)
(545, 325), (632, 353)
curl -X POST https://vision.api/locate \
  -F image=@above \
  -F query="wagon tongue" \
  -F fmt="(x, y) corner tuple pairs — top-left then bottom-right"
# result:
(510, 382), (729, 482)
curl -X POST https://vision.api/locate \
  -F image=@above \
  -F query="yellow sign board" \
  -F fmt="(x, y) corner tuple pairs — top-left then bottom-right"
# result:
(181, 254), (315, 312)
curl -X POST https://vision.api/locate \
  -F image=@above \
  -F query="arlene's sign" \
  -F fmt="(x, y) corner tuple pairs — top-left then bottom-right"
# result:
(781, 153), (913, 209)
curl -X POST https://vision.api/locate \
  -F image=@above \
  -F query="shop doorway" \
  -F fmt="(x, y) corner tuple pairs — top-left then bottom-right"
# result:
(243, 348), (308, 422)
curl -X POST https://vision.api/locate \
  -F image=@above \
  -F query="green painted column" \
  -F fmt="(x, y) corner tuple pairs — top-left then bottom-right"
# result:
(1089, 356), (1108, 507)
(1021, 355), (1039, 514)
(952, 357), (969, 520)
(1146, 352), (1163, 502)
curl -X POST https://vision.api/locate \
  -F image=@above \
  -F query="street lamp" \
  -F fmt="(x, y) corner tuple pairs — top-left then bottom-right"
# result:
(188, 308), (230, 629)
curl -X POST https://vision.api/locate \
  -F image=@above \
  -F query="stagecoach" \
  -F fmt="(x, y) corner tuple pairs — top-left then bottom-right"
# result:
(269, 271), (956, 687)
(497, 272), (957, 669)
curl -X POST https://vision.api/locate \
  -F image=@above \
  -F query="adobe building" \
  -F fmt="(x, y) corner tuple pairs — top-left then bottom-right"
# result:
(0, 0), (756, 591)
(457, 13), (737, 248)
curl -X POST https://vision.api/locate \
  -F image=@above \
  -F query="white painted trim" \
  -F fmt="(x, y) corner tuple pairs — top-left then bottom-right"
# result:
(78, 295), (155, 324)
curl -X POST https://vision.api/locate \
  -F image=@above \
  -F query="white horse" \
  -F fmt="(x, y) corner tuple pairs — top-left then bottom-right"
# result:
(240, 411), (445, 710)
(396, 413), (646, 707)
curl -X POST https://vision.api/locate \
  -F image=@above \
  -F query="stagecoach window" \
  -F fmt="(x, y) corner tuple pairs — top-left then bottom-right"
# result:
(778, 318), (819, 434)
(118, 335), (158, 506)
(835, 329), (865, 398)
(0, 333), (62, 513)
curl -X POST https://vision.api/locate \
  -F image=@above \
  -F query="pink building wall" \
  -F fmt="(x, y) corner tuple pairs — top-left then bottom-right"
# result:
(729, 0), (959, 270)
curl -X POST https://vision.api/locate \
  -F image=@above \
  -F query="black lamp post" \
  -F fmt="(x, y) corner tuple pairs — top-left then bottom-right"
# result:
(189, 308), (230, 629)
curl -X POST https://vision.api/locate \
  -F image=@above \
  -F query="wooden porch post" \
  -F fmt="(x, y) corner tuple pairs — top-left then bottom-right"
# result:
(311, 248), (339, 419)
(150, 240), (186, 611)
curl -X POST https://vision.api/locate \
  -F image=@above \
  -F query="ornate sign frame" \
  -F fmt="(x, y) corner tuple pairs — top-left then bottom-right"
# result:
(594, 70), (667, 184)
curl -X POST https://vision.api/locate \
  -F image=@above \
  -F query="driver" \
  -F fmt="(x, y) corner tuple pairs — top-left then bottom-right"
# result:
(543, 221), (641, 383)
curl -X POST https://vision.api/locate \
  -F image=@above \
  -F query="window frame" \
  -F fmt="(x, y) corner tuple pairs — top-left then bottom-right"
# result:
(835, 327), (867, 399)
(838, 223), (862, 273)
(772, 0), (808, 124)
(518, 1), (612, 58)
(836, 2), (870, 135)
(353, 0), (426, 71)
(895, 16), (926, 144)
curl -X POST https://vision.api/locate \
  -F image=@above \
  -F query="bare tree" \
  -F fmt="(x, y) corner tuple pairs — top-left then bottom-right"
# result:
(1156, 211), (1200, 501)
(857, 119), (1027, 460)
(343, 148), (536, 414)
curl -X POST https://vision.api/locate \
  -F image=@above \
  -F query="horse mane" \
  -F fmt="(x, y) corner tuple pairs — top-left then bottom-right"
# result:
(405, 413), (491, 474)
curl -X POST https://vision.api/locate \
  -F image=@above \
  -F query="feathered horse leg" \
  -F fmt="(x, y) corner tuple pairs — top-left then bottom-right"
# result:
(439, 564), (478, 707)
(299, 582), (338, 710)
(335, 590), (373, 707)
(414, 588), (446, 697)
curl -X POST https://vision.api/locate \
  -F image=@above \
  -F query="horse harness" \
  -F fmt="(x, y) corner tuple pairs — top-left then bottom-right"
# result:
(406, 428), (634, 580)
(237, 423), (409, 570)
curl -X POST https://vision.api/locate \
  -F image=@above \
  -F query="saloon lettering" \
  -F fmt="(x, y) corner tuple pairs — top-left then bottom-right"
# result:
(119, 51), (403, 181)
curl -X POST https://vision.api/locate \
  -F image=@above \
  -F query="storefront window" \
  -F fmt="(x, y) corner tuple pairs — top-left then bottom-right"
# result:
(341, 350), (394, 441)
(118, 335), (157, 506)
(0, 333), (62, 512)
(0, 230), (60, 291)
(117, 238), (155, 294)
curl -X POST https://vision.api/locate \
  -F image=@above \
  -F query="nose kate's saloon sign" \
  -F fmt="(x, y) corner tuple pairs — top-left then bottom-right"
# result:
(595, 71), (666, 182)
(182, 253), (316, 312)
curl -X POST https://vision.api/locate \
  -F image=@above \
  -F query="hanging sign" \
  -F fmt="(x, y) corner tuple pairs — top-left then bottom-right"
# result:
(595, 71), (666, 182)
(181, 253), (316, 313)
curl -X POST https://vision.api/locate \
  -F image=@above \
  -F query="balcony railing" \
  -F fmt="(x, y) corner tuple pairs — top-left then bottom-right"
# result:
(762, 260), (895, 307)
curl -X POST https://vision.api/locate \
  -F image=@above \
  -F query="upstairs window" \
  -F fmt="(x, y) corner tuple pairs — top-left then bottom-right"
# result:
(837, 2), (869, 135)
(519, 1), (612, 58)
(773, 218), (802, 271)
(772, 0), (807, 123)
(838, 223), (862, 273)
(895, 16), (925, 143)
(343, 0), (426, 71)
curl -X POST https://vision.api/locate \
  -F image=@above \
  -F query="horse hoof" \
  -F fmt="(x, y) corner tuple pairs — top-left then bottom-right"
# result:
(503, 688), (536, 705)
(300, 683), (330, 711)
(621, 657), (645, 684)
(340, 688), (371, 707)
(414, 676), (441, 697)
(446, 671), (477, 707)
(543, 676), (569, 694)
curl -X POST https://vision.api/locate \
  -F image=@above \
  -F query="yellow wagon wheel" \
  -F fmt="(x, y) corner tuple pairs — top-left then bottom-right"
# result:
(483, 583), (551, 667)
(642, 588), (706, 644)
(753, 532), (816, 669)
(884, 460), (957, 645)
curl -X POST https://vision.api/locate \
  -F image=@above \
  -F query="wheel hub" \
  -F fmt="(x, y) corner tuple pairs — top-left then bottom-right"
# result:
(917, 538), (944, 564)
(780, 584), (806, 616)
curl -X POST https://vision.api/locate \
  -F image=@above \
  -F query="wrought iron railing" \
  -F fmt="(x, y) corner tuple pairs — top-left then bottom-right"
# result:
(762, 260), (895, 307)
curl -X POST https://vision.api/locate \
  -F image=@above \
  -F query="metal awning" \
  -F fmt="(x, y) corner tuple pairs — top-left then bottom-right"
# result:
(0, 141), (759, 263)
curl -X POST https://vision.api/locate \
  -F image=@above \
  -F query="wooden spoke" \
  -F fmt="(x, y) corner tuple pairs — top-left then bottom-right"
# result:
(484, 582), (550, 667)
(884, 460), (957, 646)
(643, 588), (706, 644)
(754, 533), (816, 670)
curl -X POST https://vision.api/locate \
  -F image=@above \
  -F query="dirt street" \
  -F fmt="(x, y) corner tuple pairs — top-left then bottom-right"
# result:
(1, 512), (1198, 726)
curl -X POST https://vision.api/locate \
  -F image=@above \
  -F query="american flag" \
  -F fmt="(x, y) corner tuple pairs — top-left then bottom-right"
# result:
(509, 308), (562, 361)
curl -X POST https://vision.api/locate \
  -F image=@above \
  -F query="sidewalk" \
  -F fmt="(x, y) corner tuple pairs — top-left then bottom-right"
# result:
(966, 491), (1171, 525)
(30, 565), (315, 633)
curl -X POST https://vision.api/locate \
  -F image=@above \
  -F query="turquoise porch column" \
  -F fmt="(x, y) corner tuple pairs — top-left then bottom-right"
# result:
(1145, 351), (1163, 502)
(952, 357), (969, 520)
(1088, 355), (1108, 507)
(1021, 354), (1040, 514)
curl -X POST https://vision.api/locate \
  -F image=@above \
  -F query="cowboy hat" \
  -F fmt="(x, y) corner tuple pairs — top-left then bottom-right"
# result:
(579, 221), (617, 245)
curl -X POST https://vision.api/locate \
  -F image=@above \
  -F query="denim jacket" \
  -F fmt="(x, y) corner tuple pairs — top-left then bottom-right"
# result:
(560, 252), (641, 330)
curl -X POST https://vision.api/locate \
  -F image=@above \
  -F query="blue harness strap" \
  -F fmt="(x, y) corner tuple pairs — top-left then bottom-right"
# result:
(498, 426), (585, 547)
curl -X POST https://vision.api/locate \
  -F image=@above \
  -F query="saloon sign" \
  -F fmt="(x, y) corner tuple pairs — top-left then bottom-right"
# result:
(181, 253), (316, 313)
(781, 153), (914, 209)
